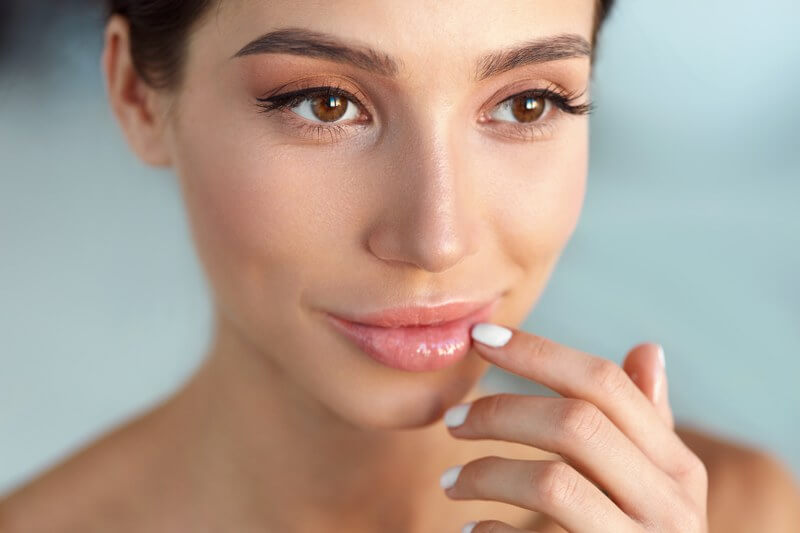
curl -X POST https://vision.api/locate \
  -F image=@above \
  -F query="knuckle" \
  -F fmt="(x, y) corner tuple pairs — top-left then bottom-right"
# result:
(692, 455), (709, 490)
(532, 461), (583, 508)
(473, 393), (512, 431)
(587, 357), (629, 398)
(466, 455), (502, 492)
(674, 450), (709, 488)
(556, 399), (606, 445)
(520, 333), (550, 361)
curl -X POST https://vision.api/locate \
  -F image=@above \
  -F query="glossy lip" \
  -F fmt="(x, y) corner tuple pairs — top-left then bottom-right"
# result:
(322, 296), (501, 372)
(330, 298), (498, 328)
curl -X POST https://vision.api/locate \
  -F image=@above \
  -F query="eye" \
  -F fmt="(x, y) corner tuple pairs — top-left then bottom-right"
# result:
(487, 86), (592, 124)
(490, 93), (552, 124)
(254, 85), (371, 143)
(255, 86), (367, 125)
(480, 85), (593, 141)
(290, 93), (361, 124)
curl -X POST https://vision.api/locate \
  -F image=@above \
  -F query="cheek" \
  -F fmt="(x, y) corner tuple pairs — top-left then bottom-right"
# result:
(167, 111), (349, 317)
(476, 122), (589, 268)
(168, 86), (587, 310)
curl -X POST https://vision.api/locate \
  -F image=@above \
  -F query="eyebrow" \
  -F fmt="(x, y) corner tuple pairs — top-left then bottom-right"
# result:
(232, 27), (591, 81)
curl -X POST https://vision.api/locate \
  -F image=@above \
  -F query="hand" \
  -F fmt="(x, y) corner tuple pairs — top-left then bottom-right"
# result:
(439, 323), (709, 532)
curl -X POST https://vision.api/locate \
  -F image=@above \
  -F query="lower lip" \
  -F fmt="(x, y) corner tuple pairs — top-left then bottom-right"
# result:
(323, 299), (499, 372)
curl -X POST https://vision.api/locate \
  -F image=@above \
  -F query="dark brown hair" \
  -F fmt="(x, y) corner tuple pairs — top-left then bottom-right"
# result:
(106, 0), (616, 90)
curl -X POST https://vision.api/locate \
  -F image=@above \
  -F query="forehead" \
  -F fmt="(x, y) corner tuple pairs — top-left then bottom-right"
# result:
(195, 0), (595, 78)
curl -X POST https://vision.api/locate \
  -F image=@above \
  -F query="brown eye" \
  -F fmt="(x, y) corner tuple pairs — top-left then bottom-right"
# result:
(310, 94), (349, 122)
(289, 92), (361, 124)
(489, 93), (552, 124)
(510, 95), (546, 122)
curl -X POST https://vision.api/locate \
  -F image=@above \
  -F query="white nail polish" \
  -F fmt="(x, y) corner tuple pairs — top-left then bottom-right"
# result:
(444, 403), (471, 427)
(471, 323), (512, 347)
(440, 464), (463, 489)
(461, 520), (478, 533)
(657, 345), (666, 369)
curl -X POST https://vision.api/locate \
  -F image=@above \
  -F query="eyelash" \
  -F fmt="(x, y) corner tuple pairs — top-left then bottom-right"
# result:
(480, 82), (593, 142)
(254, 81), (593, 143)
(255, 81), (368, 143)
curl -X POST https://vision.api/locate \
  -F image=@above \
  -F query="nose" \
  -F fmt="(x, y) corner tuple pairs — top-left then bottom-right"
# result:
(366, 123), (480, 273)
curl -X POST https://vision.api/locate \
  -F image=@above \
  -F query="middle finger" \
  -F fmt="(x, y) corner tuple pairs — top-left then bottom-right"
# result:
(443, 455), (639, 533)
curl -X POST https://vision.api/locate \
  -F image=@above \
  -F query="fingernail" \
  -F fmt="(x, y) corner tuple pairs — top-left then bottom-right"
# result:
(471, 323), (512, 347)
(444, 403), (471, 427)
(461, 521), (478, 533)
(654, 347), (665, 399)
(653, 370), (663, 403)
(440, 464), (463, 489)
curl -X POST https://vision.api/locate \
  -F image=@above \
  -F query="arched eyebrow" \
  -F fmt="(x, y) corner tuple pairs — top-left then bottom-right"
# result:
(474, 33), (591, 80)
(231, 27), (591, 81)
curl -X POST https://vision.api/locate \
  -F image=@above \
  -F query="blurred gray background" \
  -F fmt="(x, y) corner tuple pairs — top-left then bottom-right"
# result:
(1, 1), (798, 495)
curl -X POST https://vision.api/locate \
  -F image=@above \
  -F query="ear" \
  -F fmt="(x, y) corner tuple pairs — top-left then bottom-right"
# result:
(101, 14), (173, 167)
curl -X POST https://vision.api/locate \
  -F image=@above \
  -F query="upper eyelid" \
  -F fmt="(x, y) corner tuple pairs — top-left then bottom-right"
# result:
(258, 86), (362, 103)
(256, 81), (370, 110)
(260, 86), (586, 113)
(492, 84), (591, 111)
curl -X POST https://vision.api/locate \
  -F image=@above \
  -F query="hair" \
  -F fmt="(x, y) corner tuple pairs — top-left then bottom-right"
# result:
(105, 0), (616, 90)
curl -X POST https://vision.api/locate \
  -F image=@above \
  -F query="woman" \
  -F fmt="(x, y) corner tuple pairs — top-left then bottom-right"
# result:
(1, 0), (799, 531)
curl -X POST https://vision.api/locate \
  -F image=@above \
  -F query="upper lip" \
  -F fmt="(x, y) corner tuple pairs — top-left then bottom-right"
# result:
(328, 297), (498, 328)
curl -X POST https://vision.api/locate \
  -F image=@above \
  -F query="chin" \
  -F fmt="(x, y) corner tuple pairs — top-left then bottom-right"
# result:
(312, 346), (490, 432)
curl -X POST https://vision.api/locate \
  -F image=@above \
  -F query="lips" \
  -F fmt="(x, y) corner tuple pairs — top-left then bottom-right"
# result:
(323, 297), (500, 372)
(331, 300), (496, 328)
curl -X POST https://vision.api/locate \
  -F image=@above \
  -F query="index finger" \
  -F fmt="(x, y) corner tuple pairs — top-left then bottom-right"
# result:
(469, 322), (696, 481)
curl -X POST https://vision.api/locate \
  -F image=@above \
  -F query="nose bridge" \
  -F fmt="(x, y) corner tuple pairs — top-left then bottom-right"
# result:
(367, 111), (479, 273)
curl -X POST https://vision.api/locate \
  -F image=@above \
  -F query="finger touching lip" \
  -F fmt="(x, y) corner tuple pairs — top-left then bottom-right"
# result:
(324, 299), (500, 372)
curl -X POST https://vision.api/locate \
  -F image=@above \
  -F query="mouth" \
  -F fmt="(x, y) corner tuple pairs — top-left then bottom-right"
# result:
(323, 297), (501, 372)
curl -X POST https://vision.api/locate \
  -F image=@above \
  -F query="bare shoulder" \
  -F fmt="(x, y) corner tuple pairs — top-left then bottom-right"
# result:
(675, 424), (800, 532)
(0, 430), (141, 533)
(0, 404), (175, 533)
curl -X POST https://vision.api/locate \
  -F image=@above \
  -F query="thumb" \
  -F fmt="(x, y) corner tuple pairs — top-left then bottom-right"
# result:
(622, 342), (674, 430)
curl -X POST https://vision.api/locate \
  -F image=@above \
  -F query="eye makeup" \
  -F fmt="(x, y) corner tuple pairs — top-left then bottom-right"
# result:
(254, 78), (372, 143)
(252, 75), (592, 144)
(478, 81), (592, 142)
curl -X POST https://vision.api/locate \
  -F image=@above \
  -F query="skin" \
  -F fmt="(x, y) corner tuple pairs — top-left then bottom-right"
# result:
(2, 0), (800, 531)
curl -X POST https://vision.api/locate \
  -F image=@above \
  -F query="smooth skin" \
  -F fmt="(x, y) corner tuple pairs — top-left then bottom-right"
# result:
(446, 328), (705, 532)
(2, 0), (800, 532)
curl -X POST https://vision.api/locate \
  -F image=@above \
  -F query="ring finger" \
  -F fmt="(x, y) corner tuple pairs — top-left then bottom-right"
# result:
(442, 455), (638, 533)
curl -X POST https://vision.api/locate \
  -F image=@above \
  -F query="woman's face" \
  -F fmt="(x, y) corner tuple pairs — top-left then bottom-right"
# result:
(157, 0), (594, 429)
